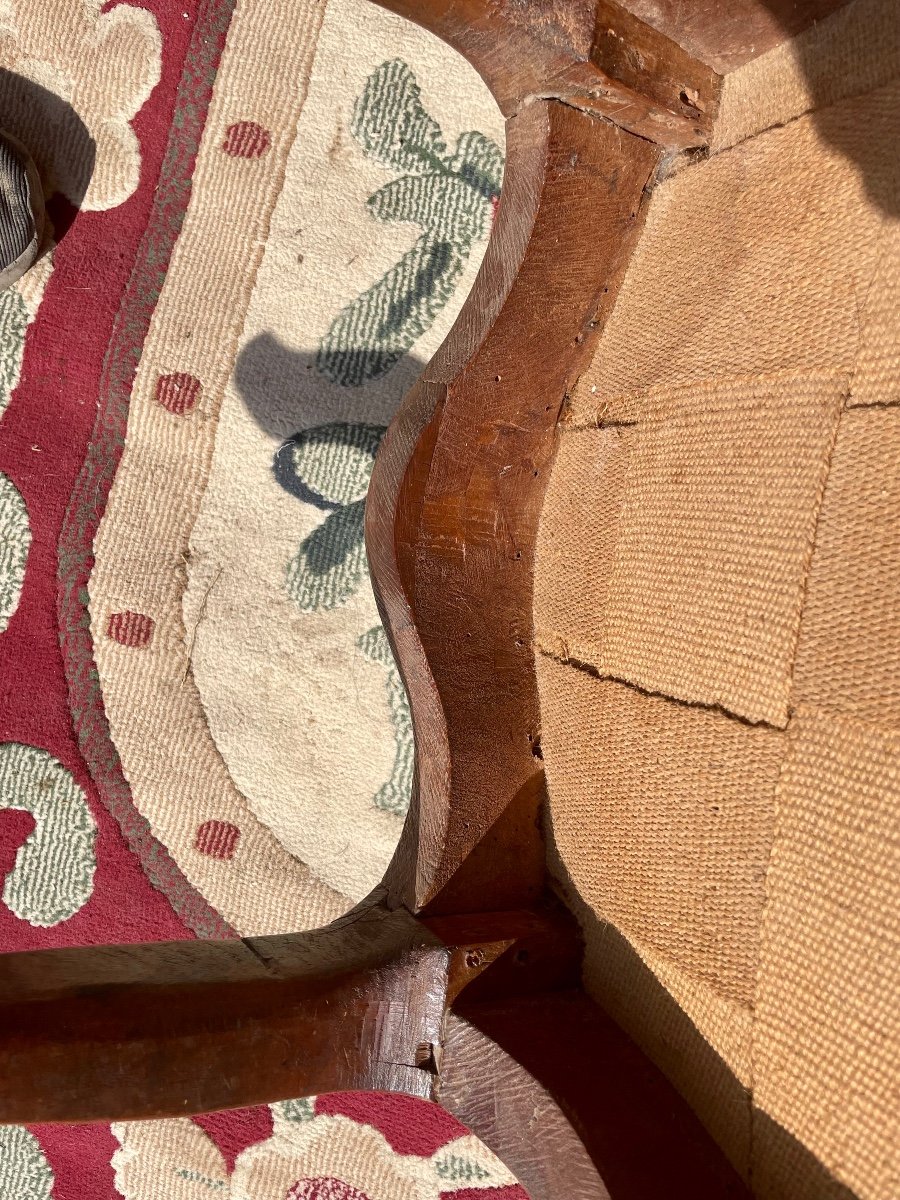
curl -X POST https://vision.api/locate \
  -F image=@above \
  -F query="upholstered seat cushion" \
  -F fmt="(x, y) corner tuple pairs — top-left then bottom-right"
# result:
(535, 3), (900, 1195)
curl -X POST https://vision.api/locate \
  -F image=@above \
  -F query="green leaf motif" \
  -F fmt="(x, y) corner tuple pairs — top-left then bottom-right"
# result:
(368, 171), (491, 243)
(272, 1097), (316, 1124)
(351, 58), (446, 175)
(0, 743), (96, 927)
(0, 472), (30, 635)
(318, 59), (503, 388)
(319, 235), (465, 387)
(447, 130), (505, 200)
(435, 1153), (491, 1184)
(358, 626), (412, 817)
(0, 1127), (54, 1200)
(286, 499), (367, 613)
(282, 422), (388, 613)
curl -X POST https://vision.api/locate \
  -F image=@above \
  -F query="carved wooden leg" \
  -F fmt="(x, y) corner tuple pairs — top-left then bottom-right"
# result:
(0, 897), (450, 1122)
(0, 898), (746, 1196)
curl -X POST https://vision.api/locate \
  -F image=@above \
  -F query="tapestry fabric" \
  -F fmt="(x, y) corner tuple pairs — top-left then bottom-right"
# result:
(0, 0), (520, 1196)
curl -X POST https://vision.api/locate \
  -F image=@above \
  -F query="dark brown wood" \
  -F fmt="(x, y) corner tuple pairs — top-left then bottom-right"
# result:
(371, 0), (718, 147)
(590, 0), (720, 121)
(0, 901), (572, 1125)
(423, 901), (583, 1003)
(451, 992), (750, 1198)
(370, 99), (661, 915)
(0, 898), (451, 1122)
(439, 1012), (612, 1200)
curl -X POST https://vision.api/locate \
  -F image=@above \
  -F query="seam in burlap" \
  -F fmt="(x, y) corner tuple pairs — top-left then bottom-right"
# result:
(790, 405), (900, 730)
(737, 410), (843, 1183)
(779, 405), (844, 705)
(533, 637), (785, 733)
(710, 5), (900, 160)
(566, 369), (850, 429)
(543, 382), (845, 728)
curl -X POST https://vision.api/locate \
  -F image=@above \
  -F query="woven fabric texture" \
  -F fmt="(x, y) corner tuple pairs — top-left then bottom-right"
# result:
(536, 2), (900, 1196)
(0, 0), (521, 1196)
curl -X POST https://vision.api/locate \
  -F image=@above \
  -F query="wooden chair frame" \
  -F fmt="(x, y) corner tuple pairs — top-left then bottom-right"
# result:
(0, 3), (854, 1196)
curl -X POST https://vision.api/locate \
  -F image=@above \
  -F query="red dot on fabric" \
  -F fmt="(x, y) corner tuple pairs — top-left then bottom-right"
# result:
(222, 121), (271, 158)
(107, 611), (155, 648)
(194, 819), (241, 860)
(156, 372), (201, 415)
(287, 1181), (370, 1200)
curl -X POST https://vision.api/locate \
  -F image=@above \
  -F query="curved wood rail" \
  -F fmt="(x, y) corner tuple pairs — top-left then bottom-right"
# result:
(441, 997), (751, 1200)
(370, 97), (661, 914)
(439, 1012), (612, 1200)
(370, 0), (718, 147)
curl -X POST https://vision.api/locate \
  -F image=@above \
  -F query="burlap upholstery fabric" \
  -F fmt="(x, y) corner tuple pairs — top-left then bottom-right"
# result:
(793, 408), (900, 726)
(711, 0), (900, 154)
(753, 706), (900, 1199)
(535, 2), (900, 1196)
(540, 375), (844, 727)
(541, 668), (784, 1006)
(851, 220), (900, 408)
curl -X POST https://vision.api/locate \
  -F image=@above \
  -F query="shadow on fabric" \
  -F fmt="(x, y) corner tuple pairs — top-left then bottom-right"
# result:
(0, 67), (95, 245)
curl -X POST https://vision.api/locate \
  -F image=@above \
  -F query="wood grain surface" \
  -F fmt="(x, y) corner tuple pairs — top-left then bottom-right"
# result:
(0, 898), (451, 1121)
(439, 1011), (612, 1200)
(371, 99), (661, 915)
(372, 0), (720, 146)
(451, 992), (751, 1198)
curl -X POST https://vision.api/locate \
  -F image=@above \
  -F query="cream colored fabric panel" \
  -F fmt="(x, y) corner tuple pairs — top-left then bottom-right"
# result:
(0, 0), (162, 211)
(538, 657), (782, 1007)
(793, 407), (900, 726)
(713, 0), (900, 154)
(568, 83), (896, 415)
(753, 707), (900, 1199)
(540, 377), (843, 727)
(90, 0), (346, 935)
(183, 0), (504, 902)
